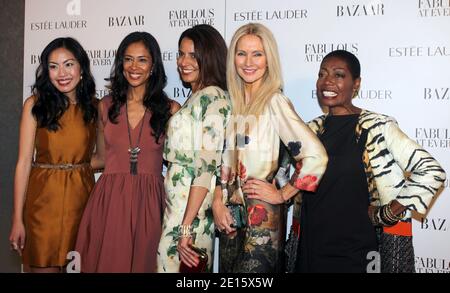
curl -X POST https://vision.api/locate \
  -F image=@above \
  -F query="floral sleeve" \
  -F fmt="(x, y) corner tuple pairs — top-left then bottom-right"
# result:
(268, 93), (328, 192)
(190, 89), (232, 191)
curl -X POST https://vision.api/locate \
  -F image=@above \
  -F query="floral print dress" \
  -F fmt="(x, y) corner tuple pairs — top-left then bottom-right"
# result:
(157, 86), (231, 272)
(218, 92), (327, 273)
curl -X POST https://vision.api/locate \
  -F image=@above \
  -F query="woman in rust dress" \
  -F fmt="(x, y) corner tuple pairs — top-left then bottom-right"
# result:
(9, 37), (99, 273)
(75, 32), (180, 272)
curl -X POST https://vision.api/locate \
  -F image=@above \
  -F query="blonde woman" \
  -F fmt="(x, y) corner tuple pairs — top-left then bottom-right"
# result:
(212, 23), (328, 273)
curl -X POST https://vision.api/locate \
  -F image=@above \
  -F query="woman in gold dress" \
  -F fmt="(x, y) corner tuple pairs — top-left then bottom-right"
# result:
(9, 37), (101, 273)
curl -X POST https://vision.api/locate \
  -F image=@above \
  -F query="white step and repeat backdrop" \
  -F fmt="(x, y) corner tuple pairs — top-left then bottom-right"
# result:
(24, 0), (449, 273)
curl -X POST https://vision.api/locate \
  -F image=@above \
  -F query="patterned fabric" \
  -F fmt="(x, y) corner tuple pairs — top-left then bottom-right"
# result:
(307, 110), (446, 214)
(157, 86), (231, 272)
(380, 233), (415, 273)
(218, 92), (328, 273)
(287, 109), (446, 272)
(284, 226), (299, 273)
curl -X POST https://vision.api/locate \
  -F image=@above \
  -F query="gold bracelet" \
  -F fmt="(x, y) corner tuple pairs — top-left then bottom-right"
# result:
(178, 224), (193, 238)
(379, 202), (399, 226)
(386, 200), (406, 221)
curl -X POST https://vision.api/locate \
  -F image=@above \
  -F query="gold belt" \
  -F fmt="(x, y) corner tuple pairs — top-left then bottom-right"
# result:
(32, 162), (90, 170)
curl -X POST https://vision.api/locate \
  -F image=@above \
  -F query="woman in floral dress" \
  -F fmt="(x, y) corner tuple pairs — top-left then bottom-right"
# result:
(157, 24), (231, 272)
(212, 23), (328, 273)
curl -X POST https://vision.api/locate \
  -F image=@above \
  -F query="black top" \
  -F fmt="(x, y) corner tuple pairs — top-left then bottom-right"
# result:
(296, 114), (378, 273)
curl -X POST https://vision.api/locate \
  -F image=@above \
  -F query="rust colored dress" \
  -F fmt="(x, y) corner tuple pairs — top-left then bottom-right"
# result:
(75, 96), (165, 273)
(23, 103), (96, 267)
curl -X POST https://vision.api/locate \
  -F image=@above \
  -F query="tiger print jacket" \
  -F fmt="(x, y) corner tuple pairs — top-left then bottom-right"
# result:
(293, 109), (446, 218)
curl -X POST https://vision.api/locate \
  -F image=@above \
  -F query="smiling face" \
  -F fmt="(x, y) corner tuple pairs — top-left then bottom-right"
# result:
(316, 56), (361, 115)
(234, 34), (267, 90)
(122, 41), (153, 89)
(48, 47), (82, 102)
(177, 37), (201, 92)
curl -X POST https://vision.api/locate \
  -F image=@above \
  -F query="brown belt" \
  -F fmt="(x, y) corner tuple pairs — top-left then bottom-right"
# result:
(32, 162), (90, 170)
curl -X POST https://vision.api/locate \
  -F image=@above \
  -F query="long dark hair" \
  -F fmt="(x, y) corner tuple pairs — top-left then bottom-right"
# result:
(178, 24), (227, 91)
(108, 31), (171, 143)
(32, 37), (97, 131)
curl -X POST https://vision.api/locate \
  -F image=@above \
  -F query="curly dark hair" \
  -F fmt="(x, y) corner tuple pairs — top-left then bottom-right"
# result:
(178, 24), (227, 91)
(108, 31), (171, 144)
(31, 37), (97, 131)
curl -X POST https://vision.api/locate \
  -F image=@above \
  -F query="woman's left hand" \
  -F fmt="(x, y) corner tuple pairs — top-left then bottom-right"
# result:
(177, 236), (199, 268)
(244, 179), (284, 204)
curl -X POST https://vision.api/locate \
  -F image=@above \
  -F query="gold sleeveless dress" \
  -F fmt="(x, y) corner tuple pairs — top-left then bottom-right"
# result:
(23, 103), (96, 267)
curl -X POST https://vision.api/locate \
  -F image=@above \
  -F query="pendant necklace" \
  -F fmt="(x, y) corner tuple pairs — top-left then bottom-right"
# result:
(125, 102), (146, 175)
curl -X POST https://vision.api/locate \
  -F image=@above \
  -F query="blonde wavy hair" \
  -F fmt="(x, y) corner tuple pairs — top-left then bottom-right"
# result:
(227, 23), (283, 116)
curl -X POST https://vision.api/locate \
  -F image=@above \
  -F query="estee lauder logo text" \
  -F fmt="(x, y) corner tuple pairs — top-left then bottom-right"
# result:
(162, 51), (176, 62)
(424, 88), (450, 100)
(389, 46), (450, 57)
(312, 89), (392, 100)
(169, 9), (215, 27)
(30, 20), (87, 31)
(415, 257), (450, 273)
(418, 0), (450, 17)
(415, 128), (450, 148)
(86, 49), (116, 66)
(305, 43), (358, 62)
(108, 16), (144, 27)
(337, 3), (385, 17)
(233, 9), (307, 21)
(96, 89), (109, 99)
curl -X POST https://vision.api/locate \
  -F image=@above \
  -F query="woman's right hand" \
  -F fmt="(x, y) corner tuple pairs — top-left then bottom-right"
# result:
(9, 220), (25, 256)
(244, 179), (285, 204)
(212, 199), (236, 234)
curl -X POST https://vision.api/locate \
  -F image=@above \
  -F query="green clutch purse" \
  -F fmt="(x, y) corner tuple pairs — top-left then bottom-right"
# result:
(226, 203), (247, 229)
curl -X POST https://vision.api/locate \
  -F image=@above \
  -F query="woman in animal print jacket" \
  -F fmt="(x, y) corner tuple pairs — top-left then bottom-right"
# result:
(248, 50), (446, 273)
